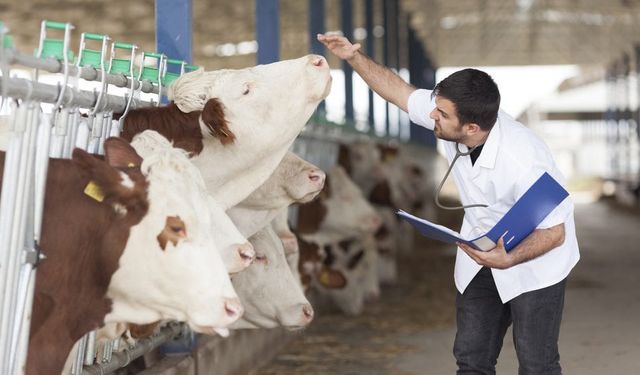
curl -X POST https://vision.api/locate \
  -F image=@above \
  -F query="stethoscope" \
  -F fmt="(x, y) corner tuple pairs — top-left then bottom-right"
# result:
(434, 142), (489, 211)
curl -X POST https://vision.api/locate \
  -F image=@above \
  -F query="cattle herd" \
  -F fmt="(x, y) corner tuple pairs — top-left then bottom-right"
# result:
(0, 53), (437, 374)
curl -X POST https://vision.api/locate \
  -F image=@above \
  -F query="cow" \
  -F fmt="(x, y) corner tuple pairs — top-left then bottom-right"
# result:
(271, 207), (301, 284)
(120, 55), (332, 210)
(296, 165), (382, 244)
(313, 236), (373, 316)
(230, 225), (314, 329)
(129, 131), (254, 273)
(227, 151), (325, 238)
(297, 235), (347, 293)
(103, 131), (241, 338)
(16, 139), (145, 375)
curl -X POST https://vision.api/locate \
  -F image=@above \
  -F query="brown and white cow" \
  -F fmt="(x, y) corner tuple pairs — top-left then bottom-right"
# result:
(104, 131), (241, 337)
(296, 165), (382, 244)
(129, 131), (254, 273)
(121, 55), (332, 210)
(13, 139), (148, 375)
(313, 236), (373, 316)
(297, 235), (347, 293)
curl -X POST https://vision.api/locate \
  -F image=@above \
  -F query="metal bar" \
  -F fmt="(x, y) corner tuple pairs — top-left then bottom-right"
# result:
(0, 76), (154, 113)
(7, 105), (40, 373)
(81, 323), (184, 375)
(5, 49), (163, 96)
(256, 0), (280, 64)
(0, 106), (25, 372)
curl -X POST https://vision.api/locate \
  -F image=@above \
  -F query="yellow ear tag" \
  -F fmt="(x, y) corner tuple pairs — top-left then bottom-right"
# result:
(128, 163), (135, 168)
(319, 269), (331, 287)
(84, 181), (105, 202)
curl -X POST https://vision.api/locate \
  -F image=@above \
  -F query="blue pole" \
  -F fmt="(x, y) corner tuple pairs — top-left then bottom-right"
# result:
(309, 0), (326, 113)
(382, 0), (390, 133)
(256, 0), (280, 64)
(408, 26), (436, 147)
(342, 0), (354, 123)
(155, 0), (193, 64)
(365, 0), (375, 127)
(309, 0), (325, 56)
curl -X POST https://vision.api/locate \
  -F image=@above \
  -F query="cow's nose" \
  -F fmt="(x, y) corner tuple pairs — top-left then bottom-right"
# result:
(310, 55), (326, 67)
(223, 298), (244, 321)
(302, 303), (314, 323)
(308, 169), (326, 184)
(237, 242), (255, 267)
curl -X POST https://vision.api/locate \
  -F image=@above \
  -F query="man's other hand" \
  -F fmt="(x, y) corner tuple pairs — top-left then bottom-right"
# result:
(317, 33), (361, 61)
(457, 237), (514, 270)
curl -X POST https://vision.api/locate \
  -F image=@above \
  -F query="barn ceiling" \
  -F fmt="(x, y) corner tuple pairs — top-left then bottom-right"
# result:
(401, 0), (640, 67)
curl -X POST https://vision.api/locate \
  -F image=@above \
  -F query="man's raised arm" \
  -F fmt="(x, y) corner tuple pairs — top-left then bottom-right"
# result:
(317, 34), (416, 112)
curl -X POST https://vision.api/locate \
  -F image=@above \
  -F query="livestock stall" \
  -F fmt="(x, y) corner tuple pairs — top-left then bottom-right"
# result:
(0, 14), (439, 375)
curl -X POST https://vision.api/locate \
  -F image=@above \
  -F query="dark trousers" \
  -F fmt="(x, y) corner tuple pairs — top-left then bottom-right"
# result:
(454, 267), (566, 375)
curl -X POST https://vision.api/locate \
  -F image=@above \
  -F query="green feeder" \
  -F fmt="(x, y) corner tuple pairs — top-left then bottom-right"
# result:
(185, 64), (200, 73)
(0, 22), (14, 49)
(109, 42), (137, 76)
(35, 20), (75, 61)
(162, 58), (186, 85)
(138, 51), (166, 84)
(77, 32), (110, 69)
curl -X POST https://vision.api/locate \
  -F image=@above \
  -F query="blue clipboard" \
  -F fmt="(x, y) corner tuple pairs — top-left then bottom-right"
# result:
(397, 172), (569, 252)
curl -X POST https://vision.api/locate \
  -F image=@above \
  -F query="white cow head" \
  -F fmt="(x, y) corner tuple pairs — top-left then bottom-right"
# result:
(240, 152), (325, 209)
(230, 226), (313, 330)
(130, 130), (255, 273)
(227, 152), (325, 238)
(105, 131), (241, 336)
(168, 55), (332, 208)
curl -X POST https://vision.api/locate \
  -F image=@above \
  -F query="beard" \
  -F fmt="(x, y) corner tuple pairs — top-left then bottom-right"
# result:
(434, 123), (464, 143)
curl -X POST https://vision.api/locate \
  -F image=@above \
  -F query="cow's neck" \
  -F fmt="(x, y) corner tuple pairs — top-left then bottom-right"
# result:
(194, 140), (293, 209)
(228, 206), (281, 238)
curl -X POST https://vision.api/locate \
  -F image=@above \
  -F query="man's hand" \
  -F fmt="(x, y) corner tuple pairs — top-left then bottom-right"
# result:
(457, 237), (514, 270)
(317, 34), (361, 61)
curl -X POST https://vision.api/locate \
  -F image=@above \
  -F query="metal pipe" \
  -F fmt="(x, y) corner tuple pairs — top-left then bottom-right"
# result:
(7, 106), (40, 373)
(0, 76), (154, 113)
(81, 323), (184, 375)
(83, 331), (97, 366)
(5, 49), (164, 96)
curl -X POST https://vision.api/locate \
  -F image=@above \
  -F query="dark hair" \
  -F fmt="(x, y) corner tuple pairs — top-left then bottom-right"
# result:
(431, 68), (500, 131)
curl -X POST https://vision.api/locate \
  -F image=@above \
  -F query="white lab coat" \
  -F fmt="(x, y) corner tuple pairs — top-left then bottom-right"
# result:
(408, 89), (580, 302)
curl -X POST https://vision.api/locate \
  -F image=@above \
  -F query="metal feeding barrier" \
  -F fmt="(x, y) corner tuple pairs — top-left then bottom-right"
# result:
(0, 20), (197, 374)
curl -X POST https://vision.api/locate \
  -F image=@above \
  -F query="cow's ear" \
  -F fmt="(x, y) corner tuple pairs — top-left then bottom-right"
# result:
(72, 148), (148, 221)
(103, 137), (143, 169)
(201, 98), (235, 145)
(317, 267), (347, 289)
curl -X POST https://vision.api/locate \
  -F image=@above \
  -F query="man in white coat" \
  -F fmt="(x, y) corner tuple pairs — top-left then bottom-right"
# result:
(318, 33), (579, 375)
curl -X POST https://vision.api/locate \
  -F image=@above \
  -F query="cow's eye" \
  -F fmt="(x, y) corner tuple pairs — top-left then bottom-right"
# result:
(255, 253), (268, 263)
(242, 84), (251, 95)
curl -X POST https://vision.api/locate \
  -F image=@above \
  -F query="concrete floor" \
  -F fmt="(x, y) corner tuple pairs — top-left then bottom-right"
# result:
(256, 201), (640, 374)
